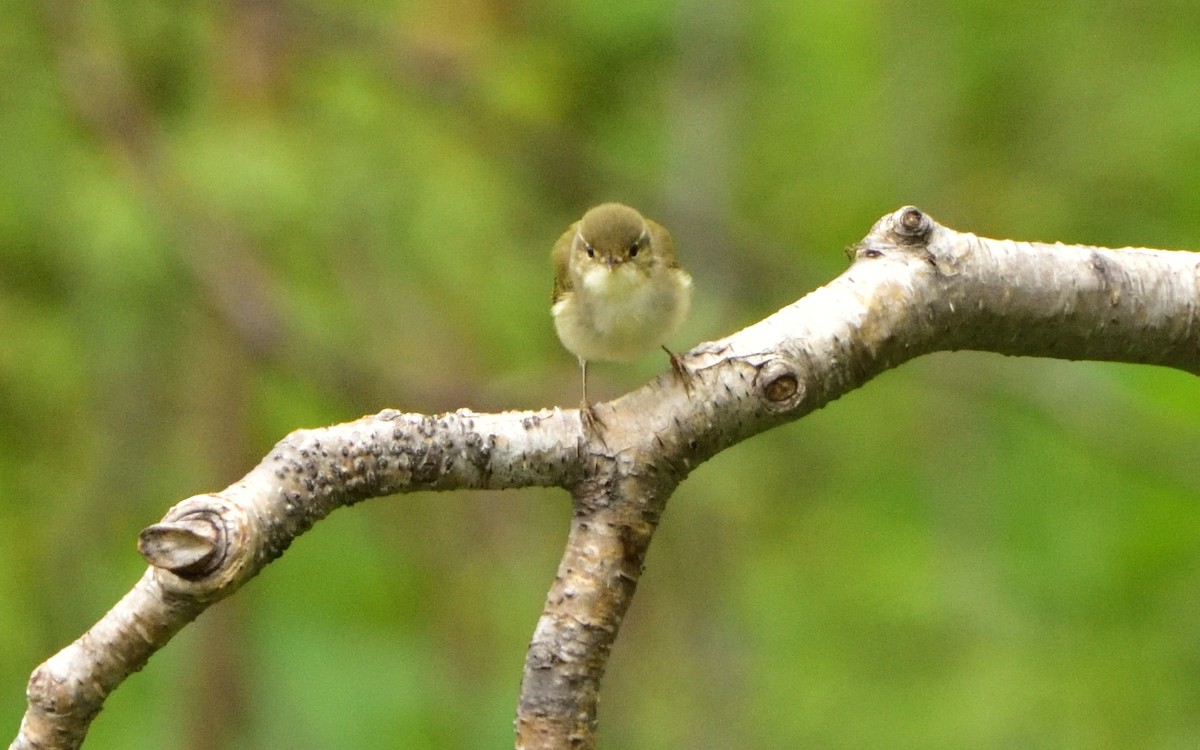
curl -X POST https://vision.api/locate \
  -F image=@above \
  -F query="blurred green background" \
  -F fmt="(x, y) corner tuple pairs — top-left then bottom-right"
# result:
(3, 1), (1200, 748)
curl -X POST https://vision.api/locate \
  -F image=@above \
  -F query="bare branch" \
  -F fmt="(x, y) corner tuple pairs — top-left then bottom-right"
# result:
(11, 408), (579, 750)
(12, 207), (1200, 750)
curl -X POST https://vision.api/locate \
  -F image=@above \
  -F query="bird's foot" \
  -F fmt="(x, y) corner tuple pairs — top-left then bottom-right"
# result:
(663, 346), (694, 396)
(580, 400), (608, 445)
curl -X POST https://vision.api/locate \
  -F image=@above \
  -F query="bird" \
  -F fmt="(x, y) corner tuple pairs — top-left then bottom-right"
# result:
(551, 202), (693, 428)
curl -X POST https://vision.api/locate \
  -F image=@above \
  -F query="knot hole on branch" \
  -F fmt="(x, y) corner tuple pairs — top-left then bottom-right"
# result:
(846, 207), (933, 261)
(757, 359), (804, 411)
(891, 205), (932, 245)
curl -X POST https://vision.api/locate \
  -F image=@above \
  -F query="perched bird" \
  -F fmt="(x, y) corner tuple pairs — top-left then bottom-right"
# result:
(551, 202), (693, 425)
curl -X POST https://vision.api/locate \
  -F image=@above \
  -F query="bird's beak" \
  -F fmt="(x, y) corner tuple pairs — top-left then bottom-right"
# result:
(603, 257), (618, 270)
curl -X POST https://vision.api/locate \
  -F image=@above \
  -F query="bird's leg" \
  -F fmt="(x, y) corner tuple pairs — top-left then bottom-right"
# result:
(578, 358), (606, 434)
(663, 345), (693, 396)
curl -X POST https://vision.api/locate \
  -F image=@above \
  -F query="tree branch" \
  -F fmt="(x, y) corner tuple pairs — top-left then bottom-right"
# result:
(11, 207), (1199, 749)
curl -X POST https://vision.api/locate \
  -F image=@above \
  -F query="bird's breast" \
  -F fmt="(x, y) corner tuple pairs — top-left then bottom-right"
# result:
(553, 264), (690, 362)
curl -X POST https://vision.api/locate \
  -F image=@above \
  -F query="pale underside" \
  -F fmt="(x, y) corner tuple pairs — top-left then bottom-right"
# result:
(553, 262), (692, 362)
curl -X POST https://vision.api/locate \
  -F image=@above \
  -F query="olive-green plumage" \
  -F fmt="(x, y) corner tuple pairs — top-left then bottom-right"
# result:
(551, 202), (692, 408)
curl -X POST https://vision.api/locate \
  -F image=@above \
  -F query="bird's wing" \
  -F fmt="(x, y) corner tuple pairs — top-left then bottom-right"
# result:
(551, 221), (578, 303)
(646, 218), (679, 269)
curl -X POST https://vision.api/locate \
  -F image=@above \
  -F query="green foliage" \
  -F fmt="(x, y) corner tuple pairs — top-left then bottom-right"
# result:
(2, 1), (1199, 747)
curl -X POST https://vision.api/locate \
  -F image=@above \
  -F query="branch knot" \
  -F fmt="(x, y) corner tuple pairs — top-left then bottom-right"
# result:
(757, 359), (804, 411)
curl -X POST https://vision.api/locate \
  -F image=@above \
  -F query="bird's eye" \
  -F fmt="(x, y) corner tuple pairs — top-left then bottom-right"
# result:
(629, 242), (639, 258)
(585, 243), (595, 258)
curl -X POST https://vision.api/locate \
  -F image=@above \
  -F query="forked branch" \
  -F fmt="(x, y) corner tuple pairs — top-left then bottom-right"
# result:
(12, 207), (1199, 750)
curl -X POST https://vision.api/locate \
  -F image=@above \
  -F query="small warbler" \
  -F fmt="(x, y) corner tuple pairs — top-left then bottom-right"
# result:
(551, 202), (693, 423)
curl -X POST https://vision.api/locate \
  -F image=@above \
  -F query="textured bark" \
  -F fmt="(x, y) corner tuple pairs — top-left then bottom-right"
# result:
(12, 207), (1200, 749)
